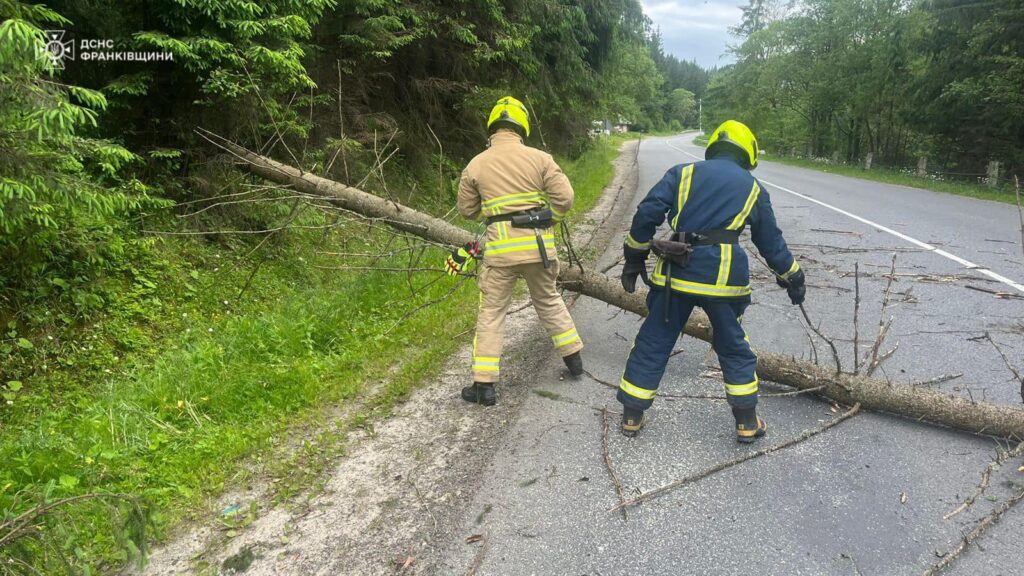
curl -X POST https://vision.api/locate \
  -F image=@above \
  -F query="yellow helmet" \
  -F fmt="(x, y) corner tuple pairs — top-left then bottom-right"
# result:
(706, 120), (758, 169)
(487, 96), (530, 138)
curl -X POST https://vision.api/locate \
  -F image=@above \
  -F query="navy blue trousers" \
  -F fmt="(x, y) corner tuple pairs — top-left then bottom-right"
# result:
(618, 288), (759, 411)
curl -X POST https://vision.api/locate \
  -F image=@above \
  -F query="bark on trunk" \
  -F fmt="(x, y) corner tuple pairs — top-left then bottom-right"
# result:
(206, 131), (1024, 440)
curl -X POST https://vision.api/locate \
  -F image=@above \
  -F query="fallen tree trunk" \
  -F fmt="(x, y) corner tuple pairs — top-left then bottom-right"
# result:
(201, 129), (1024, 440)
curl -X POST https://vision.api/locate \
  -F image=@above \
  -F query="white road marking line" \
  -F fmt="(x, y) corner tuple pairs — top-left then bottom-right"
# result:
(665, 138), (1024, 294)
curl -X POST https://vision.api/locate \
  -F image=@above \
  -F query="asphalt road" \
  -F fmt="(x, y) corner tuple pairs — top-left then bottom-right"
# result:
(433, 133), (1024, 575)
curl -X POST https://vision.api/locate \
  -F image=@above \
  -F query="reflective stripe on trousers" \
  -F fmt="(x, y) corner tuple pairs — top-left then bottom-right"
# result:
(472, 260), (583, 383)
(618, 289), (758, 410)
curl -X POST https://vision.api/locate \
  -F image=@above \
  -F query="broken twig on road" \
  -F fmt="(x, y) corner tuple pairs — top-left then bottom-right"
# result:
(1015, 175), (1023, 260)
(608, 404), (862, 512)
(465, 535), (489, 576)
(601, 408), (629, 521)
(984, 332), (1024, 404)
(964, 284), (1024, 300)
(925, 485), (1024, 576)
(911, 373), (963, 388)
(943, 441), (1024, 521)
(854, 262), (861, 374)
(865, 254), (899, 377)
(800, 303), (842, 374)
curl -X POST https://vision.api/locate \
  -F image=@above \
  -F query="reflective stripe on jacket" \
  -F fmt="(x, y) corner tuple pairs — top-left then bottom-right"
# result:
(625, 158), (798, 299)
(457, 131), (574, 267)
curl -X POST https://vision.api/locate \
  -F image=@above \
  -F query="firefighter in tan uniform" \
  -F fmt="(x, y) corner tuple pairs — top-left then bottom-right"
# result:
(450, 96), (584, 406)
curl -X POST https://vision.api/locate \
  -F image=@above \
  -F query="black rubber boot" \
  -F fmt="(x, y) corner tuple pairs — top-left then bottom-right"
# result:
(461, 382), (497, 406)
(732, 406), (767, 443)
(621, 407), (647, 437)
(562, 351), (584, 378)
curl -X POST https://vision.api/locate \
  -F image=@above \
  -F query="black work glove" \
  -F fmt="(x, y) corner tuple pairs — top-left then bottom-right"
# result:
(621, 246), (650, 294)
(777, 269), (806, 305)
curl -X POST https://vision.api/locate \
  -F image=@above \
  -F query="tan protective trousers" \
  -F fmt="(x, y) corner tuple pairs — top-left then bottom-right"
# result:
(472, 260), (583, 383)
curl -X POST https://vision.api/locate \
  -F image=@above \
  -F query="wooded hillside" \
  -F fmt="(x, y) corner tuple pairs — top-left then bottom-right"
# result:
(709, 0), (1024, 181)
(1, 0), (706, 299)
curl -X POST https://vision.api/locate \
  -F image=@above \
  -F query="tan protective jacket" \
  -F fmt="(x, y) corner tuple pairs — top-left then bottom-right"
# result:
(457, 131), (575, 267)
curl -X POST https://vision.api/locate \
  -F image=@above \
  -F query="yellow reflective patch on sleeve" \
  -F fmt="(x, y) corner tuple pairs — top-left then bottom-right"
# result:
(624, 233), (650, 250)
(780, 259), (801, 280)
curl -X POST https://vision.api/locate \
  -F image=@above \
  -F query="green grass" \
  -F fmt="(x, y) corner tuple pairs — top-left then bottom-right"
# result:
(0, 136), (627, 573)
(560, 137), (621, 214)
(762, 155), (1019, 204)
(688, 134), (1018, 204)
(0, 209), (481, 571)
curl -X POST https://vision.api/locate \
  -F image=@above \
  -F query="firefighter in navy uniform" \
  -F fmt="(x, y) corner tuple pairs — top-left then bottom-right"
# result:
(617, 120), (805, 441)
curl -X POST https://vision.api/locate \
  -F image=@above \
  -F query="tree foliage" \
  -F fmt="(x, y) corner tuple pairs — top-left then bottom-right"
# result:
(1, 0), (710, 295)
(0, 0), (715, 326)
(0, 1), (168, 294)
(709, 0), (1023, 178)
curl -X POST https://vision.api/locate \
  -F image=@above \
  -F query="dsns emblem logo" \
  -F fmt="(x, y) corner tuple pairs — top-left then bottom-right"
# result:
(42, 30), (75, 69)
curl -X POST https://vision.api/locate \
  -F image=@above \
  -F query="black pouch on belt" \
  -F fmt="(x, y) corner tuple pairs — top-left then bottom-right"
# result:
(651, 238), (693, 268)
(487, 208), (556, 268)
(649, 236), (693, 322)
(508, 207), (554, 229)
(484, 207), (554, 229)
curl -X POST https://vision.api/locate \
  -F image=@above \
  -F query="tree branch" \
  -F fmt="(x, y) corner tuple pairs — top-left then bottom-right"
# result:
(609, 404), (861, 511)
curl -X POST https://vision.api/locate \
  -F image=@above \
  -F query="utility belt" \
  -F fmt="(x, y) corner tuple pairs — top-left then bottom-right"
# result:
(485, 207), (555, 268)
(684, 229), (741, 246)
(485, 207), (554, 229)
(651, 229), (740, 265)
(650, 229), (740, 321)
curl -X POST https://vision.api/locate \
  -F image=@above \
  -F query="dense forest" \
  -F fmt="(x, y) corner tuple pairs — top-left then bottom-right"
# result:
(708, 0), (1024, 180)
(1, 0), (707, 296)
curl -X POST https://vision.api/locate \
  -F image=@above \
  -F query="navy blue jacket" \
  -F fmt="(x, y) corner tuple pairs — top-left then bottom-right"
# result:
(624, 158), (799, 298)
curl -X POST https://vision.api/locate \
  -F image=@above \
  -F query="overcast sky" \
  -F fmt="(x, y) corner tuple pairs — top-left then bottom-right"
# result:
(641, 0), (742, 69)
